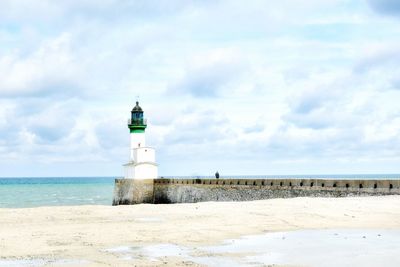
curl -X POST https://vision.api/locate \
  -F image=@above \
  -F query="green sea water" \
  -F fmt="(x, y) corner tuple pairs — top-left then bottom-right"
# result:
(0, 177), (115, 208)
(1, 175), (399, 208)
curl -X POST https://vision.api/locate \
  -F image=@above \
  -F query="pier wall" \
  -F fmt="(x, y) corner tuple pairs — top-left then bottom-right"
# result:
(113, 179), (154, 205)
(112, 178), (400, 205)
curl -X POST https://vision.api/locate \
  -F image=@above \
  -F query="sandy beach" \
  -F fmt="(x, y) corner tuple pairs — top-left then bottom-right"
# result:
(1, 196), (400, 266)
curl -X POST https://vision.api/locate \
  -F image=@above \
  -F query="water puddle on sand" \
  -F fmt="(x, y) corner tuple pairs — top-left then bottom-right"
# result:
(105, 229), (400, 267)
(103, 246), (134, 253)
(103, 244), (189, 262)
(0, 259), (89, 267)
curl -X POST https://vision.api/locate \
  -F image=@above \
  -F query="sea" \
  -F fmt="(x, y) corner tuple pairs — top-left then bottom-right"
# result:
(0, 174), (399, 208)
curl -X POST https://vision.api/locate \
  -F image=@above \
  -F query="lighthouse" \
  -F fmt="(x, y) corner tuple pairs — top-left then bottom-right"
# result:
(123, 101), (158, 179)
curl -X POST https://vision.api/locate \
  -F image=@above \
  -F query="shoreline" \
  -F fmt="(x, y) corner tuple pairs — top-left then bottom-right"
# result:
(1, 196), (400, 266)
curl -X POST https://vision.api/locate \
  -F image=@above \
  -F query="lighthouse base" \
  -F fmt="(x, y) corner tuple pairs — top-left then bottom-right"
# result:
(112, 179), (154, 205)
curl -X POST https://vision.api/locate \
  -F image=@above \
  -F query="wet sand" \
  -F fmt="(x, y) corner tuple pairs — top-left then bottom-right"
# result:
(1, 196), (400, 266)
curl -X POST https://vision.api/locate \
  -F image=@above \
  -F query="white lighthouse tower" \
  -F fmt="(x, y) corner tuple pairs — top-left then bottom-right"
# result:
(123, 101), (158, 179)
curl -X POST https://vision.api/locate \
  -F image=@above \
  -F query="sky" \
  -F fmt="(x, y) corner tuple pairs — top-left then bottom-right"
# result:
(0, 0), (400, 177)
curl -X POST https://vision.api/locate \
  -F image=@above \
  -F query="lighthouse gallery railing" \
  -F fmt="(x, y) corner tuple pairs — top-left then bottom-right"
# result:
(128, 118), (147, 125)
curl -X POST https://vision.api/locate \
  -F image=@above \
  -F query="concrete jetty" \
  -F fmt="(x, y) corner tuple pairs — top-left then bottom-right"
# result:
(113, 177), (400, 205)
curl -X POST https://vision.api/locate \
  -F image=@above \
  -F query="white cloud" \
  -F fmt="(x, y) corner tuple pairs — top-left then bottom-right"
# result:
(167, 49), (249, 98)
(0, 0), (400, 176)
(0, 33), (82, 98)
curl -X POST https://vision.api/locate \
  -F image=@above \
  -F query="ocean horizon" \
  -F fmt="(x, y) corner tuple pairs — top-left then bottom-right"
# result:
(1, 174), (399, 208)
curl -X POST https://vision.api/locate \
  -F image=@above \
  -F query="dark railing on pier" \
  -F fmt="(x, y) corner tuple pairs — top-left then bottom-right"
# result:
(158, 174), (400, 180)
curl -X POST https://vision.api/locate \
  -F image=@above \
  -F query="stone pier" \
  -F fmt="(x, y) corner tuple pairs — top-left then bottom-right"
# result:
(112, 177), (400, 205)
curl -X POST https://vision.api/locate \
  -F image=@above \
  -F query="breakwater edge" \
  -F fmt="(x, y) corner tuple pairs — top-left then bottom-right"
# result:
(113, 177), (400, 205)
